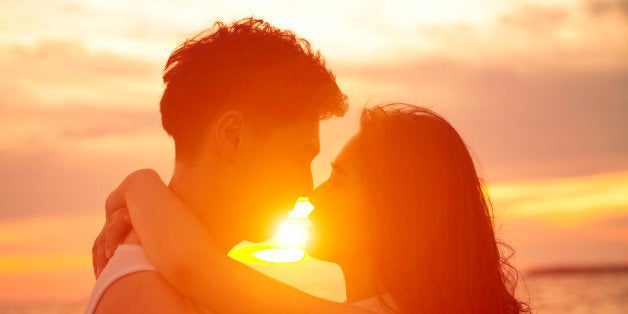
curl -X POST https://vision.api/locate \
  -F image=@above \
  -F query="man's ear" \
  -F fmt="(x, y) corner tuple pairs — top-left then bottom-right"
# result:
(215, 110), (246, 159)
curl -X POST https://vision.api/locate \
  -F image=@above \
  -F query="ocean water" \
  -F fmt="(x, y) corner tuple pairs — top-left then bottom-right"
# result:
(1, 271), (626, 313)
(521, 271), (628, 314)
(0, 302), (86, 314)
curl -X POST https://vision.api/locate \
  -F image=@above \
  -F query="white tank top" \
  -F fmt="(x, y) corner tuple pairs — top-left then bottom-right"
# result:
(85, 244), (388, 313)
(84, 244), (158, 313)
(84, 244), (208, 313)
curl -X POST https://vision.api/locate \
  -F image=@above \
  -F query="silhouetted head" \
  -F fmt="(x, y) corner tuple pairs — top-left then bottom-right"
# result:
(160, 18), (347, 242)
(309, 104), (527, 313)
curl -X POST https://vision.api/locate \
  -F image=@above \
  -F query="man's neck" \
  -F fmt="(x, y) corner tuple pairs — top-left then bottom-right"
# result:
(167, 161), (238, 253)
(340, 258), (379, 303)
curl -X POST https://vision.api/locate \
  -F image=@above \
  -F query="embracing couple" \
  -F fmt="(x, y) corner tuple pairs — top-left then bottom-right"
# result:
(85, 18), (528, 313)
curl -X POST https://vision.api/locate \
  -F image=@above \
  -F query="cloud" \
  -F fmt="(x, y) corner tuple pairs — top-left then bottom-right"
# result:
(500, 213), (628, 270)
(0, 38), (174, 154)
(499, 3), (570, 31)
(0, 93), (170, 225)
(0, 40), (163, 109)
(0, 137), (174, 220)
(489, 171), (628, 224)
(0, 40), (173, 221)
(491, 169), (628, 270)
(586, 0), (628, 17)
(334, 56), (628, 181)
(0, 106), (173, 221)
(1, 103), (163, 150)
(407, 0), (628, 70)
(0, 1), (625, 217)
(0, 213), (100, 257)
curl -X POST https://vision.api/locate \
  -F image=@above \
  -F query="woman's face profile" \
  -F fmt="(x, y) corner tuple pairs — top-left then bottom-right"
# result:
(307, 136), (373, 263)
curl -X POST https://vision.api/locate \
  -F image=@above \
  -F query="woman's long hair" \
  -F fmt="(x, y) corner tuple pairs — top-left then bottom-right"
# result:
(356, 104), (529, 313)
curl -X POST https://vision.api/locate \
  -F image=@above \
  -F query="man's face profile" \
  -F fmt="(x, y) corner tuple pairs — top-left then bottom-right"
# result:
(225, 116), (320, 242)
(156, 18), (347, 243)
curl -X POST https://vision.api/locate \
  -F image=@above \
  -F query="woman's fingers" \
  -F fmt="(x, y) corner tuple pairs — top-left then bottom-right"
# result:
(93, 170), (159, 278)
(92, 226), (107, 278)
(105, 186), (126, 218)
(91, 207), (132, 278)
(104, 207), (132, 259)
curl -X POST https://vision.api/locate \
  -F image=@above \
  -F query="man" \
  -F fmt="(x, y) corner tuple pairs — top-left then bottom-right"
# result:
(86, 18), (347, 313)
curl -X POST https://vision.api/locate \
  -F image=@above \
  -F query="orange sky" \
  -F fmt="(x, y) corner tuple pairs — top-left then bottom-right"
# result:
(0, 0), (627, 304)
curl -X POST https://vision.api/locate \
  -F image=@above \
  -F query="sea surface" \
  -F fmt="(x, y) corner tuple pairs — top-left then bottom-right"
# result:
(520, 270), (628, 314)
(1, 271), (626, 313)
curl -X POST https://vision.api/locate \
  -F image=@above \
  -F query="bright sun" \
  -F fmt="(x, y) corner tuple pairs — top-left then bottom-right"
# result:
(228, 197), (314, 263)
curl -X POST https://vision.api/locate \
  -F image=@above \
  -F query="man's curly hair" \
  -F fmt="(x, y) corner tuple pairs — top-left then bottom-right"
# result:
(159, 17), (348, 160)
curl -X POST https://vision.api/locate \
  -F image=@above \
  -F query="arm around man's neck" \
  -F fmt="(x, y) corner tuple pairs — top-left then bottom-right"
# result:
(123, 170), (372, 313)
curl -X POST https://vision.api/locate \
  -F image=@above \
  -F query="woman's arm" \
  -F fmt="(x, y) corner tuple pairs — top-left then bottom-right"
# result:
(115, 169), (370, 314)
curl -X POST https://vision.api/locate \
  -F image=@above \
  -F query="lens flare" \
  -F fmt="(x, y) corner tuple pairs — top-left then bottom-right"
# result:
(271, 197), (312, 249)
(275, 219), (310, 247)
(289, 197), (314, 218)
(252, 248), (306, 263)
(228, 197), (314, 264)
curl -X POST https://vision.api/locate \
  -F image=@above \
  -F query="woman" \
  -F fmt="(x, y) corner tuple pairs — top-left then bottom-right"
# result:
(97, 104), (528, 313)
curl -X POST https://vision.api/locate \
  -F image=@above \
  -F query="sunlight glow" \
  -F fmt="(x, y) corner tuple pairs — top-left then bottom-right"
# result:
(252, 248), (306, 263)
(228, 197), (314, 264)
(270, 197), (313, 249)
(289, 197), (315, 218)
(488, 171), (628, 226)
(275, 219), (310, 247)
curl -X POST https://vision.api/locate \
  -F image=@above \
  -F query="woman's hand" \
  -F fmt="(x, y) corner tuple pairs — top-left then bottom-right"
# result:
(92, 207), (131, 278)
(91, 169), (162, 278)
(92, 168), (372, 313)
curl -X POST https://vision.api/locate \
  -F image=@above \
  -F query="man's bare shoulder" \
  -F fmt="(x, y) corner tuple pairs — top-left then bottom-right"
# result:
(94, 270), (199, 314)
